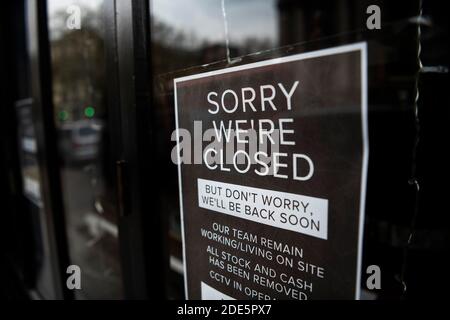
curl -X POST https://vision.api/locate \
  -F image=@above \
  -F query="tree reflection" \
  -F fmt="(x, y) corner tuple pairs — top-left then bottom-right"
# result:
(49, 6), (105, 126)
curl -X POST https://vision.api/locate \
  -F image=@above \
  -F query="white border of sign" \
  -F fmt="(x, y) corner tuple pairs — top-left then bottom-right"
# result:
(174, 42), (368, 300)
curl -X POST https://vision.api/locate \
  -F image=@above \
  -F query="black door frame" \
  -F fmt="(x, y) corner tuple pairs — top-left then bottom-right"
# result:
(26, 0), (72, 300)
(114, 0), (168, 299)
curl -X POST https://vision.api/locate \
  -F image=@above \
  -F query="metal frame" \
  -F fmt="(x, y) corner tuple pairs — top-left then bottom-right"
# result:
(26, 0), (72, 300)
(114, 0), (167, 299)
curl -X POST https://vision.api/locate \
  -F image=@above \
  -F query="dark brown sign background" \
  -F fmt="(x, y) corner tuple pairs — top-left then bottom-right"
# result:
(175, 43), (368, 300)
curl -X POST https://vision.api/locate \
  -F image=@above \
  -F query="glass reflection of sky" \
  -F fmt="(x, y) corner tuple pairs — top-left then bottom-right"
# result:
(47, 0), (103, 40)
(151, 0), (277, 48)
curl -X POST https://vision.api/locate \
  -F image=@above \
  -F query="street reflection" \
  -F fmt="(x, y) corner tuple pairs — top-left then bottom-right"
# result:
(47, 0), (123, 299)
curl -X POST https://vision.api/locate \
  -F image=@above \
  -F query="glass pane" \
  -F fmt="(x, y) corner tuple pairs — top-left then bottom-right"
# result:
(149, 0), (429, 299)
(47, 0), (123, 299)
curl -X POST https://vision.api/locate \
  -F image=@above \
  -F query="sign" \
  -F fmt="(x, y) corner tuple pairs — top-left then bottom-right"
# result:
(174, 42), (368, 299)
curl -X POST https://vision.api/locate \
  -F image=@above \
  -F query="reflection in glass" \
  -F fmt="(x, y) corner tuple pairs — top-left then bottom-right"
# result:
(47, 0), (123, 299)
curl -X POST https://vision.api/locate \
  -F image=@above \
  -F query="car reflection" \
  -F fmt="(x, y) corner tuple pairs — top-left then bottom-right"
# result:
(57, 118), (122, 298)
(58, 120), (103, 165)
